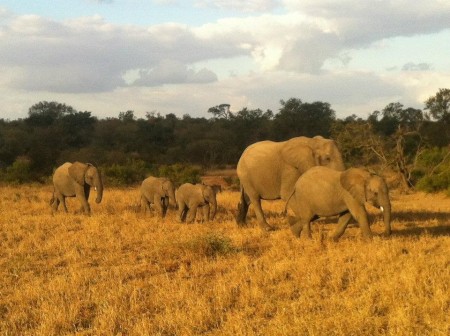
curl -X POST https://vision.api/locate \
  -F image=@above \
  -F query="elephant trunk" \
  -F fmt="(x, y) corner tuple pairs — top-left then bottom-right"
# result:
(331, 149), (346, 171)
(94, 174), (103, 204)
(209, 199), (217, 221)
(378, 190), (391, 236)
(168, 187), (177, 208)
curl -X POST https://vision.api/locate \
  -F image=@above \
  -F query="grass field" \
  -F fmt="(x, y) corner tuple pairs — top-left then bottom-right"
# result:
(0, 184), (449, 335)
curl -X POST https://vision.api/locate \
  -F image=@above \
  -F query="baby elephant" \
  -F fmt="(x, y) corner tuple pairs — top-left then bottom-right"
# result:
(176, 183), (217, 223)
(287, 166), (391, 241)
(140, 176), (176, 218)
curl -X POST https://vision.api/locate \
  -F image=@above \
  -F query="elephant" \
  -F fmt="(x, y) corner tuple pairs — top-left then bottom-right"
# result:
(50, 162), (103, 215)
(175, 183), (217, 223)
(140, 176), (176, 218)
(286, 166), (392, 241)
(236, 136), (345, 231)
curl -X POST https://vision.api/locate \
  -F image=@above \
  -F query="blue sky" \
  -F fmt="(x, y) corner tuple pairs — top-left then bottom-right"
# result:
(1, 0), (449, 120)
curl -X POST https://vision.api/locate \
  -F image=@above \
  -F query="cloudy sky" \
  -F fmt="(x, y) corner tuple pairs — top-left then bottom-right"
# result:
(1, 0), (449, 120)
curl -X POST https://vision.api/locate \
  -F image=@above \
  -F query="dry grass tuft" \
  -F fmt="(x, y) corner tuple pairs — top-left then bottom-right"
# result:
(0, 185), (449, 335)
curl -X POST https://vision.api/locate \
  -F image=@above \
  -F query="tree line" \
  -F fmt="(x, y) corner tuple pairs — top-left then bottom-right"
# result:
(0, 89), (449, 193)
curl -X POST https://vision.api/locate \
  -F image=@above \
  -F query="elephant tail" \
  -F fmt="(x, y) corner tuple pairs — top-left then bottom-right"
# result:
(236, 187), (249, 226)
(284, 190), (296, 215)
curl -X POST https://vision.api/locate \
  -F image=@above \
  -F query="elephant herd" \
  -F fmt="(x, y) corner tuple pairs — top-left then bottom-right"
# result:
(50, 164), (217, 224)
(50, 135), (392, 241)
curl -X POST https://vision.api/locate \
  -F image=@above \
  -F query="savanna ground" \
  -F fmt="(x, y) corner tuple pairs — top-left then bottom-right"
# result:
(0, 183), (449, 335)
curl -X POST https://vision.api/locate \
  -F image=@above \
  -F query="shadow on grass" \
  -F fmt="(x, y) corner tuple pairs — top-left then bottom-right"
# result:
(237, 208), (450, 238)
(391, 210), (450, 237)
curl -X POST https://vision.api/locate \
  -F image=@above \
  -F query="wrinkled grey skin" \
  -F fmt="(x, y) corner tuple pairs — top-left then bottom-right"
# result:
(236, 136), (345, 231)
(140, 176), (176, 218)
(50, 162), (103, 215)
(176, 183), (217, 223)
(287, 166), (391, 241)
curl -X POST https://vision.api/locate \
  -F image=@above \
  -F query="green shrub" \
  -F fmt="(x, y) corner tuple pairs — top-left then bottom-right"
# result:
(414, 147), (450, 195)
(416, 171), (450, 195)
(103, 159), (148, 186)
(157, 163), (203, 186)
(187, 232), (237, 259)
(2, 156), (33, 183)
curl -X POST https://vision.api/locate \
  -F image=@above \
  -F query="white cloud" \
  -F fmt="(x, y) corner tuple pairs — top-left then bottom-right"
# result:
(401, 62), (432, 72)
(0, 1), (449, 120)
(133, 60), (217, 86)
(0, 15), (240, 93)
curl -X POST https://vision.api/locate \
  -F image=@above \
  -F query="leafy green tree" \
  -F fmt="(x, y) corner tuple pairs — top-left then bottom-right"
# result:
(369, 102), (424, 136)
(118, 110), (136, 122)
(207, 104), (232, 120)
(273, 98), (335, 139)
(26, 101), (75, 127)
(425, 88), (450, 123)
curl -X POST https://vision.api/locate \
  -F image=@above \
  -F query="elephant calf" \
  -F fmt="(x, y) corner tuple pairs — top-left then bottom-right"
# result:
(287, 166), (391, 241)
(176, 183), (217, 223)
(140, 176), (176, 218)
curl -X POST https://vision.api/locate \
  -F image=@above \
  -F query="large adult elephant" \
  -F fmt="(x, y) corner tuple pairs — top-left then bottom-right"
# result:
(287, 166), (391, 240)
(140, 176), (176, 218)
(176, 183), (217, 223)
(236, 136), (345, 230)
(50, 162), (103, 215)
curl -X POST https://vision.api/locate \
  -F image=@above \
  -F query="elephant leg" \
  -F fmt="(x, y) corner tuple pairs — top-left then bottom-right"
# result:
(331, 212), (353, 241)
(75, 186), (91, 215)
(290, 219), (303, 237)
(348, 205), (373, 239)
(58, 195), (68, 213)
(236, 189), (250, 226)
(77, 195), (91, 215)
(153, 195), (164, 218)
(141, 196), (151, 214)
(303, 221), (312, 239)
(51, 197), (60, 213)
(290, 218), (311, 238)
(201, 205), (210, 222)
(161, 199), (168, 218)
(186, 205), (198, 224)
(249, 194), (274, 231)
(177, 204), (187, 222)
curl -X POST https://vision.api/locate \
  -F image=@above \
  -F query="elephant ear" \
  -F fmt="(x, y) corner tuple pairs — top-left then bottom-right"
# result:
(281, 139), (316, 172)
(68, 162), (89, 185)
(201, 184), (214, 202)
(340, 168), (370, 203)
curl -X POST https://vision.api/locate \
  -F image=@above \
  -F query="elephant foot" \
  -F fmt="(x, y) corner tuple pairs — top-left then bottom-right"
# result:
(236, 218), (247, 227)
(258, 221), (276, 232)
(383, 229), (392, 237)
(290, 223), (303, 237)
(330, 235), (340, 242)
(361, 233), (373, 241)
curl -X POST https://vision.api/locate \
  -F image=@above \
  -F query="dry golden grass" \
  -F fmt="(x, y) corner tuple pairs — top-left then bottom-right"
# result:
(0, 184), (449, 335)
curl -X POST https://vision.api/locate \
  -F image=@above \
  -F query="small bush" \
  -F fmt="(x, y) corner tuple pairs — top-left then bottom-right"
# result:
(103, 159), (148, 186)
(414, 147), (450, 194)
(158, 163), (203, 186)
(416, 171), (450, 195)
(2, 156), (33, 183)
(187, 232), (237, 259)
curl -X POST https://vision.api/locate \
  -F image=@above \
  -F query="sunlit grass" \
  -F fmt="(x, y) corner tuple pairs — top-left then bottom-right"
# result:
(0, 185), (449, 335)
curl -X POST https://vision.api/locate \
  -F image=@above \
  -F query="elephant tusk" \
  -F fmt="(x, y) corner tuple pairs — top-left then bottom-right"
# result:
(94, 187), (97, 191)
(380, 206), (384, 213)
